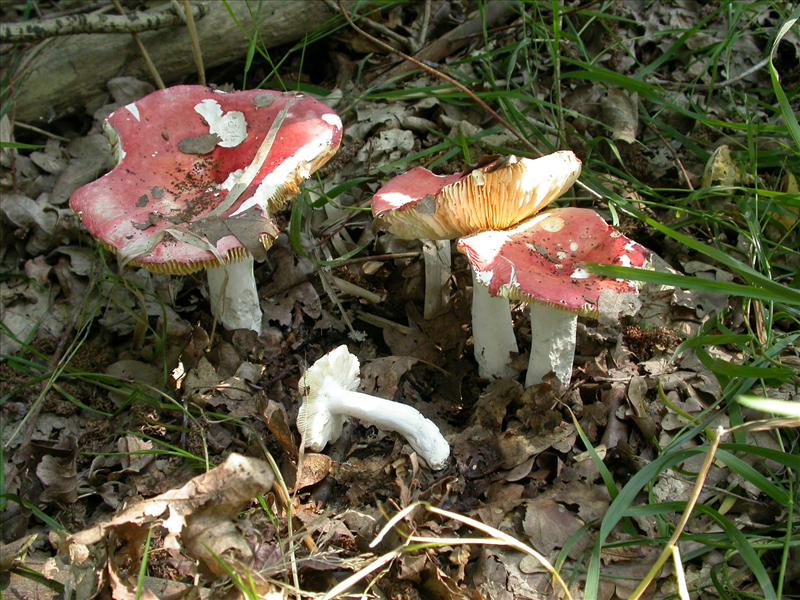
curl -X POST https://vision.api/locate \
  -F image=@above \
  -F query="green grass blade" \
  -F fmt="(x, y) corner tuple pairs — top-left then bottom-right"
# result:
(585, 447), (703, 599)
(768, 7), (800, 149)
(736, 396), (800, 417)
(715, 449), (789, 505)
(587, 264), (800, 306)
(135, 526), (154, 600)
(721, 443), (800, 470)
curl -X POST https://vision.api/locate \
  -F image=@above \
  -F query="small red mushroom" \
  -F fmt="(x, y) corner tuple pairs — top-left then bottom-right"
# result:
(457, 208), (649, 387)
(372, 151), (582, 239)
(70, 85), (342, 331)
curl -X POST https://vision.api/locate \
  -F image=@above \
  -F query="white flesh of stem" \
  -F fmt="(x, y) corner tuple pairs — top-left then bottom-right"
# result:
(422, 239), (451, 319)
(525, 303), (577, 388)
(325, 385), (449, 470)
(471, 270), (518, 379)
(207, 256), (262, 332)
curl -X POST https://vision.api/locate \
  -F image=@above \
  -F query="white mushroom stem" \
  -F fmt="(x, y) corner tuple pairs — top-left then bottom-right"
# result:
(471, 270), (518, 379)
(525, 303), (577, 388)
(309, 384), (449, 470)
(206, 255), (262, 332)
(422, 239), (451, 319)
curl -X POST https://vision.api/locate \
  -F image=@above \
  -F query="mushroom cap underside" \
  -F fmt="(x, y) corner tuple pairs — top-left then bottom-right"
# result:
(296, 345), (360, 450)
(457, 208), (649, 315)
(372, 151), (582, 240)
(70, 86), (342, 274)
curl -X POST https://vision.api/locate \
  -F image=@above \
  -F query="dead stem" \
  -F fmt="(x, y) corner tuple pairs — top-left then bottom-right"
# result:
(112, 0), (165, 90)
(180, 0), (206, 86)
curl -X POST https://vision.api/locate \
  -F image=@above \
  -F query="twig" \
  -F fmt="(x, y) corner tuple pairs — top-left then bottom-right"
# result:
(336, 0), (543, 157)
(180, 0), (206, 86)
(112, 0), (165, 90)
(330, 275), (383, 303)
(646, 121), (694, 191)
(354, 311), (413, 335)
(37, 1), (111, 20)
(415, 0), (432, 51)
(652, 58), (770, 91)
(0, 4), (208, 43)
(13, 121), (70, 142)
(343, 251), (420, 265)
(319, 269), (361, 338)
(322, 0), (410, 51)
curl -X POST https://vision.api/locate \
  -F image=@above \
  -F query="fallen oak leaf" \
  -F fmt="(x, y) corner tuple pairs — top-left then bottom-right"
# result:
(69, 454), (274, 577)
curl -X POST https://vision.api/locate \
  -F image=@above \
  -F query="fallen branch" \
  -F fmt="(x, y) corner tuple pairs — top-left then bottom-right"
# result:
(11, 0), (350, 123)
(0, 3), (207, 43)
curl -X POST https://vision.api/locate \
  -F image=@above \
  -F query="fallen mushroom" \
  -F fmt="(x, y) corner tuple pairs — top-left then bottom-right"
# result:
(458, 208), (649, 387)
(372, 152), (582, 378)
(70, 85), (342, 332)
(297, 345), (450, 470)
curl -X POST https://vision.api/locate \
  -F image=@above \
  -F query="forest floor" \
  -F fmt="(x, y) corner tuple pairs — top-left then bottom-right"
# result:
(1, 1), (799, 599)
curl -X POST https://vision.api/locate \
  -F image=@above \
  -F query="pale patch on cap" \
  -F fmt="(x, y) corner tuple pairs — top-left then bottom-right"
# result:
(321, 113), (342, 128)
(194, 99), (248, 148)
(125, 102), (140, 121)
(540, 215), (565, 232)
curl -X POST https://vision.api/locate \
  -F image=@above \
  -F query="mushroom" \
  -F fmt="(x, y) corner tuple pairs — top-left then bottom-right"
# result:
(297, 345), (449, 470)
(70, 85), (342, 332)
(457, 208), (649, 387)
(372, 152), (582, 379)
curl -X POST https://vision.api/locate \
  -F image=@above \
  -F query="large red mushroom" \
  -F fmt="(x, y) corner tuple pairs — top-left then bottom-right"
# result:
(70, 85), (342, 331)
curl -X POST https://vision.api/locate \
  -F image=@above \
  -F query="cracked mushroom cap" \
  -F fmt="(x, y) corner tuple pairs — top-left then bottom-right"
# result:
(456, 208), (649, 315)
(69, 86), (342, 274)
(371, 151), (582, 240)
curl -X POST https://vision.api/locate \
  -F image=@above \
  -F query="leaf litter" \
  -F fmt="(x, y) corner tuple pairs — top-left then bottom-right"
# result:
(1, 1), (798, 598)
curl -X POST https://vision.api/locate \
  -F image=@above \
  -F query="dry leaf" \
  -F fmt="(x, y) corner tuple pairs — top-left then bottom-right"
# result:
(70, 454), (274, 577)
(295, 453), (332, 490)
(602, 89), (638, 144)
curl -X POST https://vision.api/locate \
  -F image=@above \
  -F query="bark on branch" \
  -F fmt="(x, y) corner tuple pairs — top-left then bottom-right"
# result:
(10, 0), (346, 123)
(0, 4), (208, 43)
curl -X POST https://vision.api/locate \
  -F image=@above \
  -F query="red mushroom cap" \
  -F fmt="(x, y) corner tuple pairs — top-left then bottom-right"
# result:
(70, 86), (342, 274)
(371, 151), (582, 240)
(456, 208), (649, 315)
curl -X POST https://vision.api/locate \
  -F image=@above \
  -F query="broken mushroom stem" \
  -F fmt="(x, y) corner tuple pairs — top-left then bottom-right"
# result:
(310, 382), (447, 468)
(297, 345), (450, 470)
